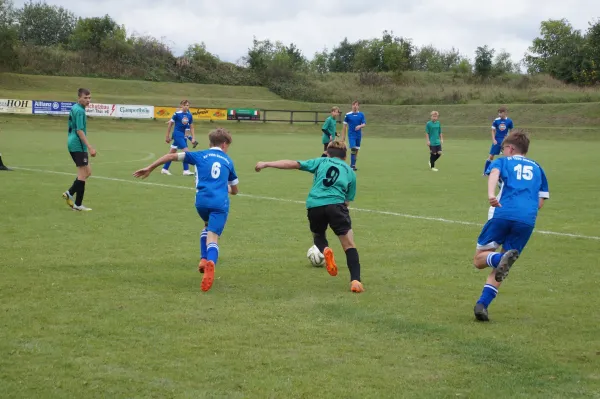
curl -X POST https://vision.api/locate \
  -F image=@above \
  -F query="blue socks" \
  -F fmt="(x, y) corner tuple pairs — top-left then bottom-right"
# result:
(351, 153), (356, 168)
(163, 161), (190, 172)
(207, 242), (219, 265)
(483, 159), (491, 175)
(477, 284), (498, 308)
(200, 228), (207, 260)
(486, 253), (503, 268)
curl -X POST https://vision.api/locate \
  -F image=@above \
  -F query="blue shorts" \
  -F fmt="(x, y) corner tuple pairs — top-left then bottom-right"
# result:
(349, 135), (362, 150)
(489, 139), (504, 156)
(476, 218), (534, 254)
(171, 136), (188, 150)
(196, 207), (228, 236)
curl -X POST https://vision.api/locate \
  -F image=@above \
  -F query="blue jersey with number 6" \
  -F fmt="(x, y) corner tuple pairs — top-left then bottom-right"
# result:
(487, 155), (549, 227)
(184, 148), (238, 211)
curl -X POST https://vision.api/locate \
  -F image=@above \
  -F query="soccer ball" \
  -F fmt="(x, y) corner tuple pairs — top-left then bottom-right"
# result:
(307, 245), (325, 267)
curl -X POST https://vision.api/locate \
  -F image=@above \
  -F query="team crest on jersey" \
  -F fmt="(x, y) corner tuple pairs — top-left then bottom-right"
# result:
(499, 123), (507, 131)
(182, 116), (189, 125)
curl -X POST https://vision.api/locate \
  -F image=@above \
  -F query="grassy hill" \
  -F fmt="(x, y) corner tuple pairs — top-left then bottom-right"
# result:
(2, 73), (600, 133)
(293, 71), (600, 106)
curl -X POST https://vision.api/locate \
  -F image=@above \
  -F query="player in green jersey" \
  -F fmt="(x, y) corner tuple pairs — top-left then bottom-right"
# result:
(425, 110), (443, 172)
(255, 141), (364, 293)
(62, 88), (96, 211)
(320, 106), (340, 157)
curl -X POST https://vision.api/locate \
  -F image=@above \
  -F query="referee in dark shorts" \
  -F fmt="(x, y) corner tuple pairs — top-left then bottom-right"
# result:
(62, 88), (96, 211)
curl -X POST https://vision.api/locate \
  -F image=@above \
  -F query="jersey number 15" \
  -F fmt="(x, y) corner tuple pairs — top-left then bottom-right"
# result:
(514, 164), (533, 180)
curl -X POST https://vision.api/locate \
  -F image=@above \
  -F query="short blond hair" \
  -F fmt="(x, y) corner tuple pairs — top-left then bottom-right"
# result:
(431, 110), (439, 116)
(326, 140), (347, 159)
(208, 128), (232, 147)
(331, 106), (340, 113)
(180, 99), (190, 106)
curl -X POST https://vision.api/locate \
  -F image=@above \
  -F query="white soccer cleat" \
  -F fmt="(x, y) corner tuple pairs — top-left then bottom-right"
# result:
(182, 170), (194, 176)
(73, 205), (92, 212)
(161, 169), (172, 176)
(431, 168), (439, 172)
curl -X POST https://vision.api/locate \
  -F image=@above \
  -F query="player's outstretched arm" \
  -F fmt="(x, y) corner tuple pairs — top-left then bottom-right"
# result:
(133, 153), (179, 179)
(255, 160), (300, 172)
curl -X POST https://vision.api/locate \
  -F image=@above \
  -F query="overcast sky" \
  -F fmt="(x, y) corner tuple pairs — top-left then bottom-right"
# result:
(14, 0), (600, 65)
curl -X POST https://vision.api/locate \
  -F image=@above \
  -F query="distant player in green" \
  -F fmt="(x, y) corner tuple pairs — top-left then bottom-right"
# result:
(62, 88), (96, 211)
(426, 110), (443, 172)
(255, 141), (364, 293)
(320, 106), (340, 157)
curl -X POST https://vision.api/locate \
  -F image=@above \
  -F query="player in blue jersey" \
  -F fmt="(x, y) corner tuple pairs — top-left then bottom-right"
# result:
(161, 100), (197, 176)
(483, 106), (514, 175)
(341, 100), (366, 171)
(133, 128), (239, 292)
(472, 129), (549, 322)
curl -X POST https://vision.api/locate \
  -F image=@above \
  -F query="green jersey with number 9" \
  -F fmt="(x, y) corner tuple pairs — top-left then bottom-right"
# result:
(297, 157), (357, 209)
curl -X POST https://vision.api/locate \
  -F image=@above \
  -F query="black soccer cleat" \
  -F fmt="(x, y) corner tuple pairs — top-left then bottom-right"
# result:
(0, 165), (12, 171)
(495, 249), (519, 282)
(474, 303), (489, 322)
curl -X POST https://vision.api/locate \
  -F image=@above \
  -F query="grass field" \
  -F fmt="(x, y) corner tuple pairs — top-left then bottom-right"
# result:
(1, 112), (600, 398)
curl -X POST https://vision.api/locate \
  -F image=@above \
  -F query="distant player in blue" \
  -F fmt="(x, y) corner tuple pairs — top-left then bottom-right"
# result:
(161, 99), (197, 176)
(341, 100), (366, 171)
(483, 106), (513, 175)
(473, 129), (549, 322)
(134, 128), (239, 292)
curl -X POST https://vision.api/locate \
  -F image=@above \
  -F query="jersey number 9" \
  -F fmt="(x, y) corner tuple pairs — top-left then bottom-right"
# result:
(323, 166), (340, 187)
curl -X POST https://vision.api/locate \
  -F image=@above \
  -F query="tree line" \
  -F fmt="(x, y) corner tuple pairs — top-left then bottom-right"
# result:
(0, 0), (599, 87)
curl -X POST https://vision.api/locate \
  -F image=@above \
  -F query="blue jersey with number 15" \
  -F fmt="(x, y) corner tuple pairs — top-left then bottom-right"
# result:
(487, 155), (549, 227)
(184, 148), (238, 211)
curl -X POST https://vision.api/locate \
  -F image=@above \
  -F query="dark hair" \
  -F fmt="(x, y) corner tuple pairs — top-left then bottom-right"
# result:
(352, 100), (359, 105)
(498, 106), (507, 113)
(208, 127), (232, 146)
(78, 88), (90, 97)
(502, 129), (530, 154)
(326, 140), (347, 159)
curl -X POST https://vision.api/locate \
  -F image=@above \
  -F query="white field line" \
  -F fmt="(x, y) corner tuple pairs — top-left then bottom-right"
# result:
(11, 167), (600, 242)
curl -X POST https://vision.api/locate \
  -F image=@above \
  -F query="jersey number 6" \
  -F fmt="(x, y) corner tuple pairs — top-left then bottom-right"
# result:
(211, 162), (221, 178)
